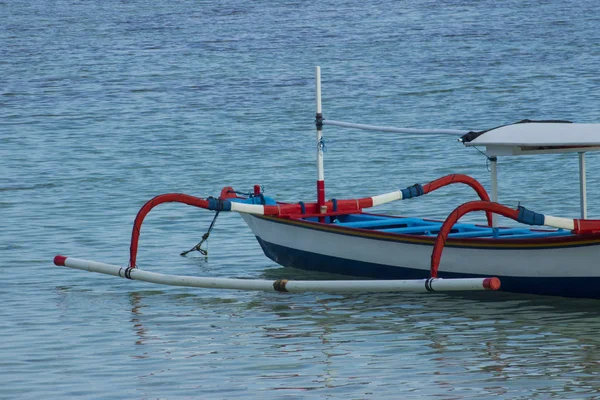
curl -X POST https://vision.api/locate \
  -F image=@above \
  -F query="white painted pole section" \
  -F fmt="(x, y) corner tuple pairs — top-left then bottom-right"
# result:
(316, 67), (322, 117)
(56, 257), (498, 293)
(286, 278), (494, 293)
(579, 152), (588, 219)
(371, 190), (403, 207)
(229, 202), (266, 215)
(544, 215), (576, 230)
(490, 157), (498, 227)
(323, 120), (468, 136)
(316, 66), (324, 182)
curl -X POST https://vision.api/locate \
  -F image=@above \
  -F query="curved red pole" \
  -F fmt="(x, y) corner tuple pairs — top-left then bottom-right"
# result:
(129, 193), (210, 268)
(430, 201), (520, 278)
(422, 174), (493, 226)
(127, 192), (370, 268)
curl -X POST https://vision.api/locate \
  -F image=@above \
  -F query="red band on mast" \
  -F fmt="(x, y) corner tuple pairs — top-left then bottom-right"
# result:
(317, 180), (326, 222)
(317, 180), (325, 208)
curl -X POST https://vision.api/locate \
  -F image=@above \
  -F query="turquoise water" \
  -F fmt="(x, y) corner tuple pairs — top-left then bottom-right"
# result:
(2, 0), (600, 398)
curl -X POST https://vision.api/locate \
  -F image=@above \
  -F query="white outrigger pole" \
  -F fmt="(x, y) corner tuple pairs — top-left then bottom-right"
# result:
(54, 256), (500, 293)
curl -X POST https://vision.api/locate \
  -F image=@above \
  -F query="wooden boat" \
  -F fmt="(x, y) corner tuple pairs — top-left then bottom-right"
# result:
(54, 67), (600, 298)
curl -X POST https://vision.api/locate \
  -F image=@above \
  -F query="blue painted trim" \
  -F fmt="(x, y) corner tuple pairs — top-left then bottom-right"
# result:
(401, 183), (424, 199)
(448, 228), (568, 239)
(207, 197), (231, 211)
(255, 238), (600, 298)
(336, 217), (433, 229)
(231, 195), (278, 205)
(299, 201), (306, 214)
(517, 205), (545, 225)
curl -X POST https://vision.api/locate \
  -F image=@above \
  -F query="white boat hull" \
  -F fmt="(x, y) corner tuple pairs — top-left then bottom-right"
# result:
(241, 214), (600, 298)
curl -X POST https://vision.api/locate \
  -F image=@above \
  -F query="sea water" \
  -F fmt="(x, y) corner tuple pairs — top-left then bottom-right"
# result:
(2, 0), (600, 398)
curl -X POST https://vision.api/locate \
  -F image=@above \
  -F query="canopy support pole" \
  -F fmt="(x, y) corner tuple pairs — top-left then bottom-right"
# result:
(490, 156), (498, 227)
(579, 152), (588, 219)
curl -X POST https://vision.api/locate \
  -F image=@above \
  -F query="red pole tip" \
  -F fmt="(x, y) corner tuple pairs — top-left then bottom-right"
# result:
(54, 255), (67, 266)
(483, 277), (501, 291)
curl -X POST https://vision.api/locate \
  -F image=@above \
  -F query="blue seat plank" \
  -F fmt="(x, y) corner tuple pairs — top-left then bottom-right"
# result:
(379, 225), (442, 234)
(335, 217), (431, 229)
(449, 228), (569, 239)
(332, 214), (572, 240)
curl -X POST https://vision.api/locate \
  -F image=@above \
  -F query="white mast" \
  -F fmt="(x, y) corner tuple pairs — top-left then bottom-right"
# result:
(315, 66), (326, 214)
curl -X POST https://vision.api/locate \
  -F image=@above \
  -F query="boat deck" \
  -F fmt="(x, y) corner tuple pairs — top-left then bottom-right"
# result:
(302, 213), (571, 240)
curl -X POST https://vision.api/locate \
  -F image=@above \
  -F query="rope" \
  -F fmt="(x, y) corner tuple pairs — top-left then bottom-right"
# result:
(318, 137), (327, 153)
(180, 211), (220, 257)
(227, 188), (266, 204)
(229, 188), (262, 197)
(323, 119), (469, 136)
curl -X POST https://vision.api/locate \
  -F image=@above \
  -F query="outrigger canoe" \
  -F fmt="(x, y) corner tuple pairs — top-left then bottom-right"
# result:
(54, 67), (600, 298)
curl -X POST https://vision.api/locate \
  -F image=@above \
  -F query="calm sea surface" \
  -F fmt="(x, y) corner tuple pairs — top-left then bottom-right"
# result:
(2, 0), (600, 398)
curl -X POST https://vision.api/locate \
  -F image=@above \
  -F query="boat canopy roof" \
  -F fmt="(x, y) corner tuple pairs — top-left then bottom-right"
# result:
(460, 120), (600, 156)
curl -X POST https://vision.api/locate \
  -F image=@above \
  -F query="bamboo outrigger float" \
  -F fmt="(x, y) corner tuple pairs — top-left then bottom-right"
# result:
(55, 67), (600, 298)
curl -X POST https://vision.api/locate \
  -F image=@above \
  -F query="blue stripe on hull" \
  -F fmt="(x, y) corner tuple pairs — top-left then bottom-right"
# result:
(256, 237), (600, 299)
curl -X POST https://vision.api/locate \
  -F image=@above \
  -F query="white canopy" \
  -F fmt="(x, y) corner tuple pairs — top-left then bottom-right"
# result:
(459, 120), (595, 220)
(462, 122), (600, 156)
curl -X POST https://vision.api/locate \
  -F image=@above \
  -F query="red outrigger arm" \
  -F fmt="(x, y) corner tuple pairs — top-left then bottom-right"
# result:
(429, 200), (600, 278)
(421, 174), (493, 226)
(128, 174), (492, 268)
(429, 201), (520, 279)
